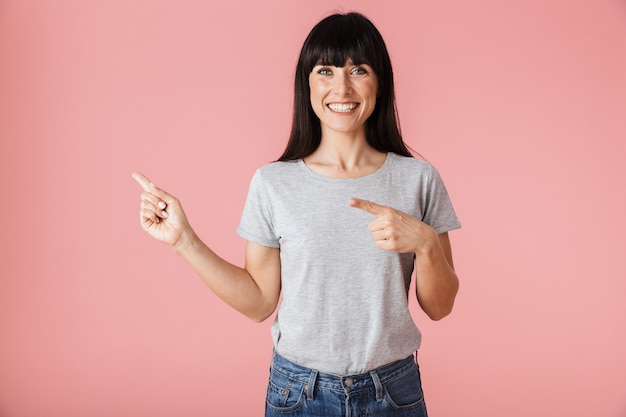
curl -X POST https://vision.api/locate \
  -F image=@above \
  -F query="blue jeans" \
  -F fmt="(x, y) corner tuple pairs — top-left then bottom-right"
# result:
(265, 351), (428, 417)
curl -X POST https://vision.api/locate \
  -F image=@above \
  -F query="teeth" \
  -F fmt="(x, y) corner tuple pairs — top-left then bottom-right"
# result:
(328, 103), (358, 112)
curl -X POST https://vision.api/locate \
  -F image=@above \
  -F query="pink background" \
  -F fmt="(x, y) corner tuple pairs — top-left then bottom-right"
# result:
(1, 0), (625, 416)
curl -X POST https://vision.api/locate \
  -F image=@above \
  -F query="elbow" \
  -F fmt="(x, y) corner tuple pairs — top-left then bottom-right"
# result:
(425, 304), (454, 321)
(421, 285), (458, 321)
(428, 277), (459, 321)
(248, 313), (270, 324)
(246, 305), (277, 323)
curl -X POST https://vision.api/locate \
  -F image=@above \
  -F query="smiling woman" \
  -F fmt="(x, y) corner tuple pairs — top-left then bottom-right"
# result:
(308, 60), (378, 139)
(3, 0), (625, 416)
(279, 12), (410, 162)
(133, 11), (460, 417)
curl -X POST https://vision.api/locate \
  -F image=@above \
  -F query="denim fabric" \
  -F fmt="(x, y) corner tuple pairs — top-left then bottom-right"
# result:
(265, 351), (428, 417)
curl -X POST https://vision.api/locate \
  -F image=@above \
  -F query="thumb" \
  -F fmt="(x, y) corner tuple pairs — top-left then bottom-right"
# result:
(349, 198), (386, 217)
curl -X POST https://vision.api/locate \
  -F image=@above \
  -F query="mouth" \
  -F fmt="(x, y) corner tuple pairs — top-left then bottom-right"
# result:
(327, 103), (360, 113)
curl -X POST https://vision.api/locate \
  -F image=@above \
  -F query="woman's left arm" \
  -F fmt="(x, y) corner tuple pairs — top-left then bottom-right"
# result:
(413, 232), (458, 321)
(349, 198), (459, 321)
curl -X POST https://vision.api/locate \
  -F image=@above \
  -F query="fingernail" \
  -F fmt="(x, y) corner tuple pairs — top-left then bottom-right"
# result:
(161, 210), (169, 218)
(158, 201), (166, 209)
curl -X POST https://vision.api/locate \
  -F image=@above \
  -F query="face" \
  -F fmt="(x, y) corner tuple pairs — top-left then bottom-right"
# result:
(308, 59), (378, 138)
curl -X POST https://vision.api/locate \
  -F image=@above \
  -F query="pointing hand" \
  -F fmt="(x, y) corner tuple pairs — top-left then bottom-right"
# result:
(132, 172), (192, 248)
(349, 198), (437, 254)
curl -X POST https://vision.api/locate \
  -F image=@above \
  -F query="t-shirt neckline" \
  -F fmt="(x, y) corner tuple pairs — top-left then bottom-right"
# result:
(297, 152), (394, 183)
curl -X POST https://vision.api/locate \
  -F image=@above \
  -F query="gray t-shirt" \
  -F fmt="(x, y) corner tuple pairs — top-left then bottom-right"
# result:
(237, 152), (461, 375)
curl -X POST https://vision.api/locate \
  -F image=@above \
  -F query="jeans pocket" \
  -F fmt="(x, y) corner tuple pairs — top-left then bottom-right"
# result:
(266, 367), (306, 413)
(382, 362), (425, 410)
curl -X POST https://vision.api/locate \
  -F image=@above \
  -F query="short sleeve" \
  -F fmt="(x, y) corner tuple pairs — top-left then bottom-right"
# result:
(422, 165), (461, 234)
(237, 170), (280, 248)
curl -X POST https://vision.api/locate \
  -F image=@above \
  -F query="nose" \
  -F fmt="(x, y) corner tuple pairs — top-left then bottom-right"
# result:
(333, 70), (352, 96)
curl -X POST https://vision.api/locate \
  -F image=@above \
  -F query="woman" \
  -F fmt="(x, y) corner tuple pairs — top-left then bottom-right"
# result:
(133, 12), (460, 417)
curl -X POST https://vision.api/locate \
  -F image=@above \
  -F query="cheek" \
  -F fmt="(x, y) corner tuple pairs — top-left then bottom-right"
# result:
(309, 82), (325, 98)
(308, 85), (326, 111)
(368, 81), (379, 100)
(310, 101), (324, 120)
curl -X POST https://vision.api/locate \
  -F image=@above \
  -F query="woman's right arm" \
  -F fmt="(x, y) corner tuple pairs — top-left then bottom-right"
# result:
(132, 172), (281, 323)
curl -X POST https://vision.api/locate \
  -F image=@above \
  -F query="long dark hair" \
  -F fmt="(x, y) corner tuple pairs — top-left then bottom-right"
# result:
(278, 12), (412, 161)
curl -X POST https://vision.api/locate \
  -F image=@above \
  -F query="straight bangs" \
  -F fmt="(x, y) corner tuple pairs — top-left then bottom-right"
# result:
(302, 34), (371, 71)
(299, 14), (384, 76)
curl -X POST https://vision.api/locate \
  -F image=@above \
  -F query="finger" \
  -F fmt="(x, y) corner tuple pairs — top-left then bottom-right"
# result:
(141, 191), (168, 212)
(375, 240), (394, 252)
(140, 204), (160, 226)
(140, 191), (160, 206)
(141, 198), (169, 220)
(133, 172), (176, 203)
(368, 217), (391, 232)
(132, 172), (154, 192)
(349, 198), (386, 217)
(372, 229), (391, 241)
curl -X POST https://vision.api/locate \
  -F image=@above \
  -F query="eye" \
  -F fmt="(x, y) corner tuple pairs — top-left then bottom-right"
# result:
(351, 66), (370, 76)
(317, 67), (332, 75)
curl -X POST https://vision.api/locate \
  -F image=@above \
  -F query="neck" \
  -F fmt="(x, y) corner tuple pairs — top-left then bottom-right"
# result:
(304, 131), (387, 179)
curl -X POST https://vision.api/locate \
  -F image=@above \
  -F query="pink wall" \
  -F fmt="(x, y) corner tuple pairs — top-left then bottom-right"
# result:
(1, 0), (625, 416)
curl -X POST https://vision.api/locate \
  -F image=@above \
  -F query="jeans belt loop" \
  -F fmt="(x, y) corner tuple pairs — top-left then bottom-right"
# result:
(306, 369), (318, 401)
(370, 370), (384, 402)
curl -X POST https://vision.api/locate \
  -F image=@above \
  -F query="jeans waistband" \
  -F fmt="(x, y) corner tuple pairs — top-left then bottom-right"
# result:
(270, 351), (417, 396)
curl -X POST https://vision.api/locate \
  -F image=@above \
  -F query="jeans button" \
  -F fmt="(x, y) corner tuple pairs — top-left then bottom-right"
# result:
(345, 377), (353, 387)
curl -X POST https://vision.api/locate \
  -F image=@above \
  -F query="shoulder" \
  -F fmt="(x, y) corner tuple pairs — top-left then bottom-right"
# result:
(249, 160), (303, 190)
(255, 160), (301, 177)
(388, 153), (435, 177)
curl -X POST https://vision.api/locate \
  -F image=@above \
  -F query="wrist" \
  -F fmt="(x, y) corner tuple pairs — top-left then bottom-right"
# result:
(172, 228), (199, 255)
(414, 227), (440, 257)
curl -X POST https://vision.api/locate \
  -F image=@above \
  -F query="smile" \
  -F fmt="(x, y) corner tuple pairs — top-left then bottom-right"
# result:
(327, 103), (359, 113)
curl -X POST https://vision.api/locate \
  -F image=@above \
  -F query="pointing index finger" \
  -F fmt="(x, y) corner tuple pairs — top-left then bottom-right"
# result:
(131, 172), (154, 192)
(349, 198), (385, 216)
